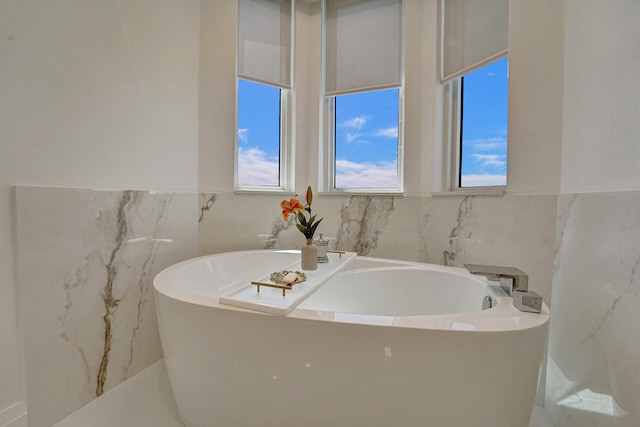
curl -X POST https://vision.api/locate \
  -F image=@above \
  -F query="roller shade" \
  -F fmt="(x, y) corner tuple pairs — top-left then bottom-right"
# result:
(238, 0), (292, 89)
(441, 0), (508, 82)
(324, 0), (403, 96)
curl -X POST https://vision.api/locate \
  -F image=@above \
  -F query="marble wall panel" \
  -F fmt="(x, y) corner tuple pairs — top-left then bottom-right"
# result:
(16, 185), (640, 427)
(198, 192), (422, 261)
(16, 187), (198, 427)
(333, 195), (422, 261)
(546, 191), (640, 427)
(197, 192), (556, 300)
(31, 186), (636, 427)
(198, 192), (301, 254)
(422, 195), (558, 301)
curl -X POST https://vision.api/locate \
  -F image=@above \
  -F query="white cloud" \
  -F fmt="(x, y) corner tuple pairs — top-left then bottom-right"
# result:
(374, 126), (398, 138)
(466, 137), (507, 151)
(346, 132), (362, 143)
(341, 116), (368, 130)
(460, 174), (506, 187)
(472, 153), (506, 169)
(238, 128), (249, 144)
(237, 147), (279, 186)
(335, 159), (398, 188)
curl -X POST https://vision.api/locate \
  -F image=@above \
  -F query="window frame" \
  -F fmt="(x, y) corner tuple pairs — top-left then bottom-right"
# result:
(234, 78), (294, 193)
(320, 88), (405, 195)
(437, 59), (507, 196)
(319, 0), (406, 195)
(234, 0), (295, 193)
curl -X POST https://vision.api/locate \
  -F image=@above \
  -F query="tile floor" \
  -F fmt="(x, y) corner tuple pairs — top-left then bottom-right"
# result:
(53, 360), (553, 427)
(52, 361), (182, 427)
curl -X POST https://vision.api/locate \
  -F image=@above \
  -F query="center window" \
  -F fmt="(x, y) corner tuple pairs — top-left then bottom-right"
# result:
(438, 0), (509, 192)
(459, 57), (509, 187)
(333, 88), (400, 189)
(321, 0), (404, 193)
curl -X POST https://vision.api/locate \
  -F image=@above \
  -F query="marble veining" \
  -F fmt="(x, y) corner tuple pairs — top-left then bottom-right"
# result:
(17, 187), (198, 427)
(198, 193), (216, 223)
(417, 207), (431, 263)
(96, 190), (132, 396)
(551, 194), (577, 281)
(579, 251), (640, 350)
(335, 196), (395, 255)
(59, 253), (95, 395)
(443, 196), (475, 266)
(264, 215), (294, 249)
(124, 193), (174, 379)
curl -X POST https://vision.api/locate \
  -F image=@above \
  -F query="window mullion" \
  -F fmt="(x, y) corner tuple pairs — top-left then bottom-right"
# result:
(456, 77), (464, 189)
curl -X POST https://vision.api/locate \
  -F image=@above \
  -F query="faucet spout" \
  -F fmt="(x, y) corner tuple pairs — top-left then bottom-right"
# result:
(464, 264), (529, 293)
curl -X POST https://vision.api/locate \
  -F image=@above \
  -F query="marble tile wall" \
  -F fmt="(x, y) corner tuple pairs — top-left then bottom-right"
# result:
(198, 192), (557, 301)
(16, 187), (198, 427)
(19, 187), (640, 427)
(546, 191), (640, 427)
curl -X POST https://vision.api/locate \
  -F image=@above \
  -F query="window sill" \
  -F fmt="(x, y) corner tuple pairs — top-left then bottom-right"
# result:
(234, 188), (294, 196)
(318, 189), (404, 197)
(432, 186), (505, 197)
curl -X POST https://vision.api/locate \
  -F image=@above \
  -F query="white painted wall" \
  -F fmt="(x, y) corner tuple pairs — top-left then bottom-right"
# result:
(0, 0), (200, 422)
(198, 0), (236, 193)
(507, 0), (564, 194)
(404, 0), (439, 196)
(561, 0), (640, 193)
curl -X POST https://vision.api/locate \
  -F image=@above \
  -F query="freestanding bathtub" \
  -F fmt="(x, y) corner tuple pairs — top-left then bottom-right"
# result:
(154, 250), (549, 427)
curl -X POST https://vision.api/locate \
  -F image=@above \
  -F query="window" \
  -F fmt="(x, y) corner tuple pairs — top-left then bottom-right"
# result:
(459, 57), (508, 187)
(236, 79), (284, 187)
(321, 0), (404, 193)
(332, 88), (400, 189)
(236, 0), (293, 191)
(439, 0), (509, 191)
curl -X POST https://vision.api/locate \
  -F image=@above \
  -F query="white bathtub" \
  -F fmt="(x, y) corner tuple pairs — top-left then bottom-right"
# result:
(154, 250), (549, 427)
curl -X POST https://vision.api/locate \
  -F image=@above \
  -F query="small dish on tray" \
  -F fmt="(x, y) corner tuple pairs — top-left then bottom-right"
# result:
(270, 270), (307, 286)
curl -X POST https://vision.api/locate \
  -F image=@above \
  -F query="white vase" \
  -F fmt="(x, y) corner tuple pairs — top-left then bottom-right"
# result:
(301, 239), (318, 271)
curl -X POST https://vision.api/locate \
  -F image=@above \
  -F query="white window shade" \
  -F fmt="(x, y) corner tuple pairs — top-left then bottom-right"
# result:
(238, 0), (292, 89)
(441, 0), (508, 82)
(324, 0), (403, 96)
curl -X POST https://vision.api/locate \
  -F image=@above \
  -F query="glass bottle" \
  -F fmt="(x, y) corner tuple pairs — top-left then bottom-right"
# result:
(313, 232), (329, 263)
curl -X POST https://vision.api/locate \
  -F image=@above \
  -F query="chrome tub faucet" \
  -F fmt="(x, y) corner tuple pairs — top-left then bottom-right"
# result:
(465, 264), (543, 313)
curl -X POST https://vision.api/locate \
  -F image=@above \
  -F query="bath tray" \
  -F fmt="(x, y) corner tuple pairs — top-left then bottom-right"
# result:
(219, 251), (356, 315)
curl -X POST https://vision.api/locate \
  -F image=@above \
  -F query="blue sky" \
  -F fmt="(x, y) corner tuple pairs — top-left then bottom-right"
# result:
(334, 88), (399, 188)
(237, 79), (281, 186)
(237, 57), (508, 188)
(460, 57), (509, 187)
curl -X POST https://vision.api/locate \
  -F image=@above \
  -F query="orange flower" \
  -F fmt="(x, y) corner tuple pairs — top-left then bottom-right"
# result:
(280, 196), (303, 221)
(278, 187), (323, 239)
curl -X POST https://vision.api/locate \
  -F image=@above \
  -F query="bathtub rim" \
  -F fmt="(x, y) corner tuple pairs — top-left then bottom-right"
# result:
(153, 249), (549, 332)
